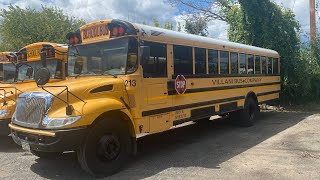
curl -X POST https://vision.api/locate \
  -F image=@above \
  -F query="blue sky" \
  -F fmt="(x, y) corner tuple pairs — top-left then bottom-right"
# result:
(0, 0), (314, 41)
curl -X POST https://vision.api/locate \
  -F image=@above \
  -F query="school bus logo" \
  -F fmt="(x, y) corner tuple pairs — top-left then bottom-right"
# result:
(175, 75), (187, 94)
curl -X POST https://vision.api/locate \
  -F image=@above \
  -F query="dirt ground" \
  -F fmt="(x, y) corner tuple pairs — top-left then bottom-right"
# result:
(0, 105), (320, 180)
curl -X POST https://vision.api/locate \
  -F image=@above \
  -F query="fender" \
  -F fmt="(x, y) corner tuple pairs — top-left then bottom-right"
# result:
(61, 98), (135, 133)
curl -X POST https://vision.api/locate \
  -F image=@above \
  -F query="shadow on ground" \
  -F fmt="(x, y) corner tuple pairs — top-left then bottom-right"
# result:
(0, 134), (23, 153)
(29, 111), (311, 179)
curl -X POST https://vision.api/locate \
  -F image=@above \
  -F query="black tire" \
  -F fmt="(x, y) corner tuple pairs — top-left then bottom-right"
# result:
(30, 149), (62, 158)
(230, 97), (259, 127)
(77, 119), (132, 177)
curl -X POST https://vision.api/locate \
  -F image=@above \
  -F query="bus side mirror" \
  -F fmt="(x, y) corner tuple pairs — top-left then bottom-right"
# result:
(40, 50), (47, 68)
(34, 67), (51, 86)
(140, 46), (150, 65)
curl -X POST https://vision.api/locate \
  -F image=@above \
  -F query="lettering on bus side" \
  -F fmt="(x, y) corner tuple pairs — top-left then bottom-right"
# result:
(212, 77), (263, 85)
(82, 25), (109, 40)
(27, 49), (40, 59)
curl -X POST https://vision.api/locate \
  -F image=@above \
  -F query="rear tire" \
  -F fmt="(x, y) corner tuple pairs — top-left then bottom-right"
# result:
(230, 97), (259, 127)
(77, 119), (132, 177)
(30, 149), (62, 158)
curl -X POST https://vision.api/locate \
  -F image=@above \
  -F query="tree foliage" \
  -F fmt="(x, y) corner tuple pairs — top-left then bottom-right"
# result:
(185, 15), (208, 36)
(0, 5), (85, 51)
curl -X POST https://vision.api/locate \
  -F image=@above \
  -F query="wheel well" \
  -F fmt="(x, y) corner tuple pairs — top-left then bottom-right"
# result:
(91, 110), (136, 138)
(246, 92), (258, 105)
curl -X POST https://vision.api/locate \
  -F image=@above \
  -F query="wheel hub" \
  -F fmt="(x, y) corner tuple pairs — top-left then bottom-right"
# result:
(96, 134), (121, 161)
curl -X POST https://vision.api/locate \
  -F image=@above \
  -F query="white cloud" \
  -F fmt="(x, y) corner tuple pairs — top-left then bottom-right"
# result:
(0, 0), (313, 42)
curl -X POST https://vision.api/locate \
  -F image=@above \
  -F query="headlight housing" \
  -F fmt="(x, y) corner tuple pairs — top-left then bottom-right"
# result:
(0, 110), (10, 117)
(42, 116), (81, 128)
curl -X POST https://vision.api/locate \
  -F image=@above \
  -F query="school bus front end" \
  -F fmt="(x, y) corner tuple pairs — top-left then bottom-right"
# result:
(0, 43), (67, 135)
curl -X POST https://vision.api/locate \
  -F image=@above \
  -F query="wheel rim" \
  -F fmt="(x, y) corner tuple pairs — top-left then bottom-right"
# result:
(96, 134), (121, 161)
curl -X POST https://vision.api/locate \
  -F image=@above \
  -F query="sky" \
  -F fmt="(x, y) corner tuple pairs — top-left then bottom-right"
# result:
(0, 0), (316, 41)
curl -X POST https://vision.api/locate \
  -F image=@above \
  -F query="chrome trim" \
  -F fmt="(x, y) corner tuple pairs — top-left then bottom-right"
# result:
(13, 92), (54, 128)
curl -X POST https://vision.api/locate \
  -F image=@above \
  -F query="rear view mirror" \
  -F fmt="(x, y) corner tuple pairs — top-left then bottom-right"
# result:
(26, 67), (33, 77)
(140, 46), (150, 65)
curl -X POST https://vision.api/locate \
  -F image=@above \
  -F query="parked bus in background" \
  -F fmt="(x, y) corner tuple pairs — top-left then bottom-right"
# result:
(0, 52), (16, 83)
(10, 19), (280, 176)
(0, 42), (67, 135)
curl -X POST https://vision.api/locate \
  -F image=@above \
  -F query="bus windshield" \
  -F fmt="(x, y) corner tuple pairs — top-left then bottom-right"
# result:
(68, 38), (138, 77)
(17, 60), (62, 81)
(0, 63), (16, 83)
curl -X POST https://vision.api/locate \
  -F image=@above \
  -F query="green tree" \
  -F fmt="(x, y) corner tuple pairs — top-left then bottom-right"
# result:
(185, 15), (208, 36)
(0, 5), (85, 51)
(177, 22), (182, 32)
(152, 18), (160, 27)
(164, 21), (173, 30)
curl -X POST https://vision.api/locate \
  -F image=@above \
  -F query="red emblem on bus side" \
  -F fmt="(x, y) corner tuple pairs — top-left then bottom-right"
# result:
(175, 75), (187, 94)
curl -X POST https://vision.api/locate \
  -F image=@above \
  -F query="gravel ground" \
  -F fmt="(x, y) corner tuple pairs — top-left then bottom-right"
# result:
(0, 109), (320, 180)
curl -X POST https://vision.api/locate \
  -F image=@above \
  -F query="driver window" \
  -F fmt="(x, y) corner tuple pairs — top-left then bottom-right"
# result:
(143, 41), (167, 78)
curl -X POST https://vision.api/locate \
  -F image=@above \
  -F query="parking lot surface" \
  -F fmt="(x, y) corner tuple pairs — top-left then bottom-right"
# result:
(0, 110), (320, 180)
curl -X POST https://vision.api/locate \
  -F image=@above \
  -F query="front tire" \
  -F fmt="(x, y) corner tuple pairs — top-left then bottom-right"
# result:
(77, 119), (132, 176)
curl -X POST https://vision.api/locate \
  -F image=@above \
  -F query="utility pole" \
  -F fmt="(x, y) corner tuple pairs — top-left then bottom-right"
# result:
(310, 0), (316, 44)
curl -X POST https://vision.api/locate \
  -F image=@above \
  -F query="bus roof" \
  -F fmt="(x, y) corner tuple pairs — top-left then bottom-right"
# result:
(133, 23), (279, 57)
(18, 42), (67, 52)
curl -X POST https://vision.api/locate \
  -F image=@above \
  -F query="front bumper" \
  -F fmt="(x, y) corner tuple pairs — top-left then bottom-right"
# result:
(10, 124), (88, 152)
(0, 119), (11, 135)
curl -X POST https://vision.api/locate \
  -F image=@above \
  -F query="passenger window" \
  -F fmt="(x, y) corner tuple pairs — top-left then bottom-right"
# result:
(261, 56), (267, 74)
(273, 58), (279, 74)
(255, 56), (261, 74)
(195, 48), (206, 74)
(268, 57), (272, 74)
(230, 52), (238, 74)
(239, 53), (246, 74)
(143, 41), (167, 78)
(174, 45), (193, 75)
(248, 54), (254, 74)
(208, 49), (218, 74)
(220, 51), (229, 74)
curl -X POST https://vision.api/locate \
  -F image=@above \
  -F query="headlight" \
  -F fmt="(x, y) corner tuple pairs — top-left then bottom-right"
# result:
(42, 116), (81, 128)
(0, 110), (10, 117)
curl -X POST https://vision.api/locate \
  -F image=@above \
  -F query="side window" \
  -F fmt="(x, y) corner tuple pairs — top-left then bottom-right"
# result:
(127, 38), (138, 74)
(255, 55), (261, 74)
(268, 57), (273, 74)
(208, 49), (218, 74)
(143, 41), (167, 78)
(174, 45), (193, 75)
(220, 51), (229, 74)
(248, 54), (254, 74)
(261, 56), (267, 74)
(195, 48), (206, 74)
(273, 58), (279, 74)
(239, 53), (246, 74)
(230, 52), (238, 74)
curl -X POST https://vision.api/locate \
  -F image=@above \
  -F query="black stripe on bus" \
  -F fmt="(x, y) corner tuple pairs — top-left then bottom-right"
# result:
(172, 74), (280, 79)
(142, 96), (244, 117)
(142, 90), (281, 117)
(257, 90), (280, 96)
(168, 82), (280, 95)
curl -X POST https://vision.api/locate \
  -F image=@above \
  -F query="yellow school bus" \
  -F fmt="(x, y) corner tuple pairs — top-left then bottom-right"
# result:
(9, 19), (280, 176)
(0, 42), (67, 134)
(0, 52), (18, 134)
